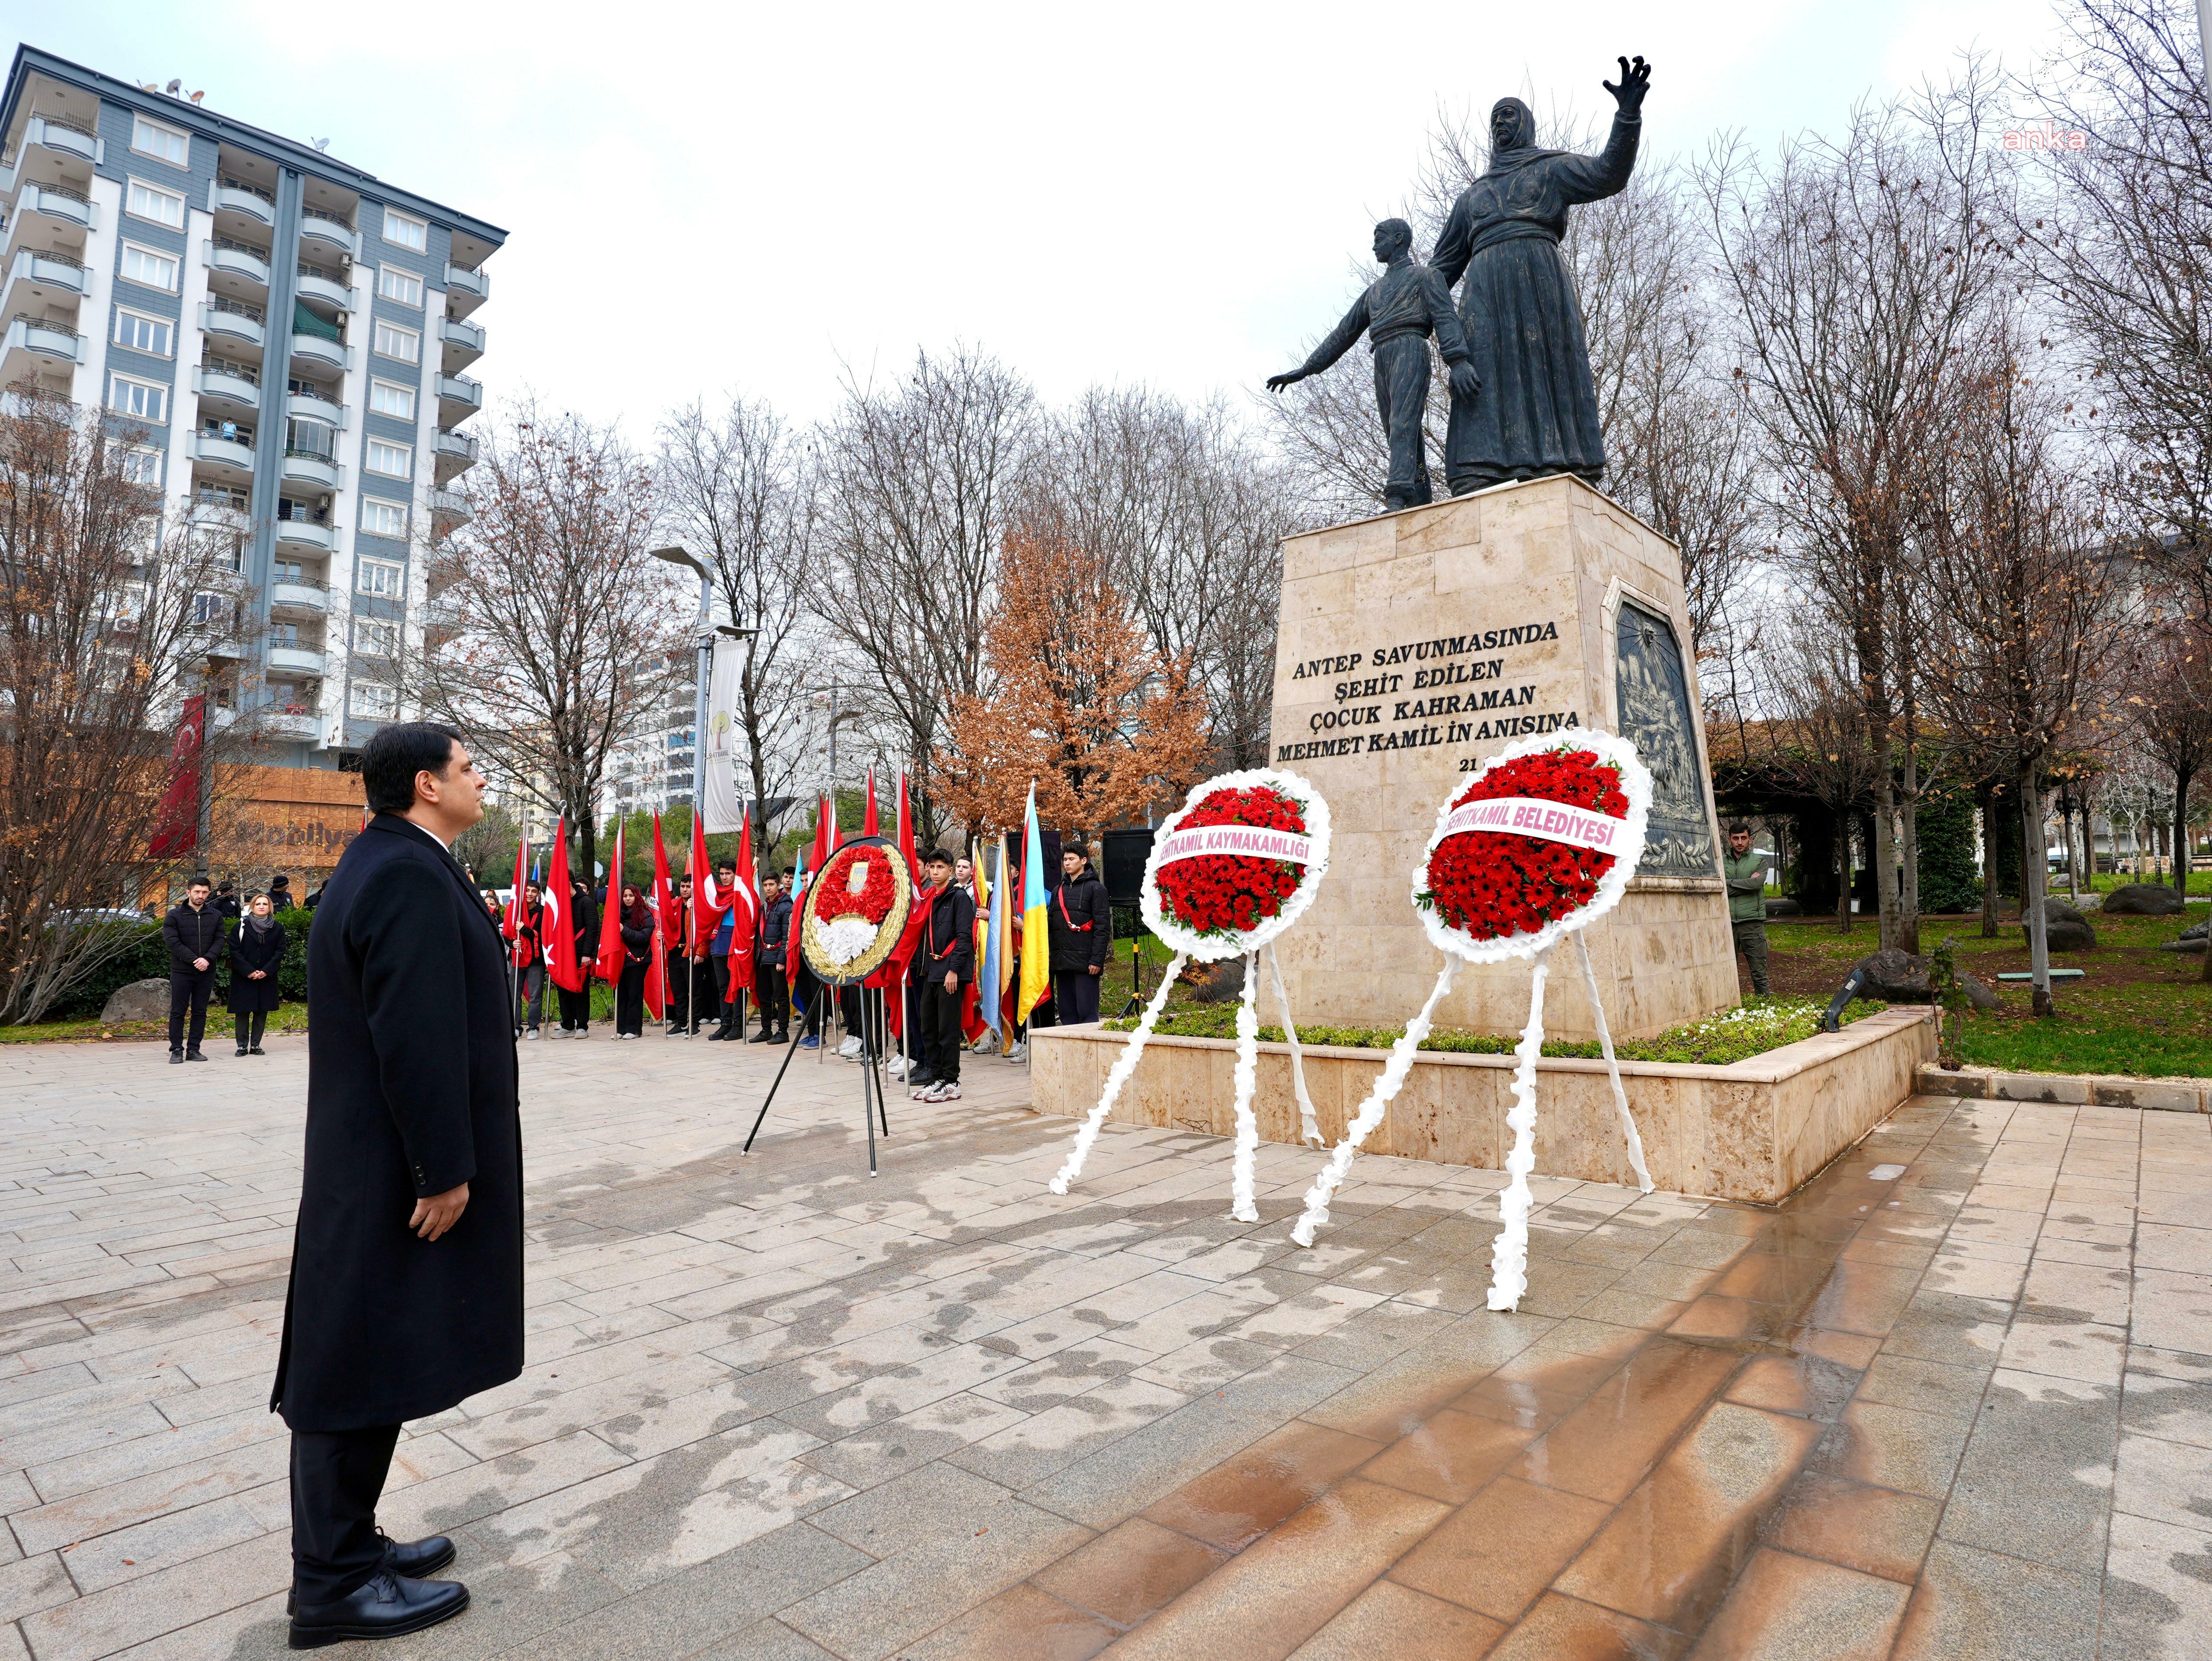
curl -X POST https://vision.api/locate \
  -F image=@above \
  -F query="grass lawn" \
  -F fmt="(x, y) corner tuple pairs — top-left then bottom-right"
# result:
(1763, 912), (2210, 1079)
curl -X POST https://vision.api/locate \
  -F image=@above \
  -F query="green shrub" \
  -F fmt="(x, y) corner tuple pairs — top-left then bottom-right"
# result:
(1103, 996), (1882, 1067)
(1916, 787), (1983, 914)
(47, 905), (318, 1020)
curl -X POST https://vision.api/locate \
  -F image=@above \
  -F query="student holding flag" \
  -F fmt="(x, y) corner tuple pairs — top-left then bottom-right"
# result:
(613, 884), (654, 1038)
(914, 847), (976, 1101)
(545, 818), (595, 1038)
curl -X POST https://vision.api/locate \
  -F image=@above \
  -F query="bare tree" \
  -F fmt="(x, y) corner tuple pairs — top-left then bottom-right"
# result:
(1751, 620), (1883, 932)
(657, 394), (823, 856)
(1699, 73), (2010, 955)
(1914, 320), (2130, 1013)
(0, 394), (237, 1021)
(403, 403), (683, 886)
(815, 347), (1035, 846)
(1022, 386), (1298, 768)
(2022, 0), (2212, 607)
(2129, 610), (2212, 900)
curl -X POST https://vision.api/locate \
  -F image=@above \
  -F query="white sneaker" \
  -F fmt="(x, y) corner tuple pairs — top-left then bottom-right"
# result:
(935, 1082), (962, 1101)
(885, 1055), (909, 1078)
(837, 1036), (862, 1058)
(523, 1030), (540, 1040)
(1006, 1041), (1027, 1062)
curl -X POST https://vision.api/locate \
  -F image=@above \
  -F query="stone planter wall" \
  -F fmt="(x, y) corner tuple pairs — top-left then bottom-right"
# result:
(1029, 1006), (1936, 1205)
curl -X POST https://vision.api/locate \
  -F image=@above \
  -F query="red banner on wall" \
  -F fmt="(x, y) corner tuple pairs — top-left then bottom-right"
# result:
(146, 696), (205, 858)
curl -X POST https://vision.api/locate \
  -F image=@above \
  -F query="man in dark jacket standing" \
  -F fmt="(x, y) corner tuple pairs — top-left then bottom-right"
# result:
(914, 848), (976, 1102)
(1048, 845), (1112, 1026)
(752, 874), (792, 1042)
(270, 722), (522, 1648)
(162, 877), (226, 1062)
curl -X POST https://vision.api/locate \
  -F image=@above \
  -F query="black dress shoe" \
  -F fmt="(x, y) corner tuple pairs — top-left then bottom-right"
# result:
(169, 1050), (183, 1064)
(250, 1046), (266, 1056)
(289, 1570), (466, 1649)
(184, 1050), (208, 1062)
(286, 1534), (455, 1614)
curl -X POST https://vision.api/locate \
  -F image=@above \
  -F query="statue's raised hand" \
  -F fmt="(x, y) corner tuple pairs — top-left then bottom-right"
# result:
(1603, 55), (1651, 113)
(1265, 369), (1305, 394)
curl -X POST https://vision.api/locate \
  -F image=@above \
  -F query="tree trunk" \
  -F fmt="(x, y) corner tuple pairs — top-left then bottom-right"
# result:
(1977, 788), (1999, 938)
(1897, 740), (1921, 954)
(2021, 767), (2054, 1018)
(2175, 770), (2194, 892)
(1836, 824), (1852, 933)
(1872, 781), (1899, 951)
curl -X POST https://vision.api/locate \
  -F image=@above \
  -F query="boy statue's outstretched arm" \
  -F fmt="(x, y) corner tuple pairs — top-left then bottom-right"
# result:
(1267, 292), (1371, 391)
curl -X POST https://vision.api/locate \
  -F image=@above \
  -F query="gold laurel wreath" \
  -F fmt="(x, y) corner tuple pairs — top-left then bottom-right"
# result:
(798, 845), (914, 986)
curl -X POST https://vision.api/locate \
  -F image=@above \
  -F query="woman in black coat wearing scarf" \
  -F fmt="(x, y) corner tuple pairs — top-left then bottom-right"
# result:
(614, 884), (654, 1038)
(227, 891), (286, 1055)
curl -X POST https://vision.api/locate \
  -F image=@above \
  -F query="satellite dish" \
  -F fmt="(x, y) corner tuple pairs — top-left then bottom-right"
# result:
(312, 138), (330, 153)
(166, 79), (180, 94)
(189, 91), (205, 105)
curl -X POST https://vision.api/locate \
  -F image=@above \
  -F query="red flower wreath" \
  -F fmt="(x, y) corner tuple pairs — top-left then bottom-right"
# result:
(816, 845), (895, 925)
(1154, 784), (1309, 940)
(1417, 748), (1630, 942)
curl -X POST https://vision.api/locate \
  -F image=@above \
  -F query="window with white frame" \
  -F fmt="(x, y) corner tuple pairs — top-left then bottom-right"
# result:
(120, 446), (163, 486)
(112, 308), (173, 357)
(356, 556), (404, 598)
(125, 178), (186, 228)
(131, 116), (188, 166)
(382, 209), (427, 252)
(360, 498), (409, 538)
(365, 440), (413, 479)
(119, 242), (180, 293)
(106, 373), (168, 423)
(375, 266), (423, 307)
(368, 379), (416, 421)
(371, 320), (420, 364)
(349, 680), (398, 718)
(353, 617), (400, 656)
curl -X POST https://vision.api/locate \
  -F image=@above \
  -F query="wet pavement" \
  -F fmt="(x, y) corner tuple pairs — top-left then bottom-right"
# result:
(0, 1034), (2205, 1658)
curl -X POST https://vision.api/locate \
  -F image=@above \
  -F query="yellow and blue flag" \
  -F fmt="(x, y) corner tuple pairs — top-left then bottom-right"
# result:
(1018, 783), (1052, 1019)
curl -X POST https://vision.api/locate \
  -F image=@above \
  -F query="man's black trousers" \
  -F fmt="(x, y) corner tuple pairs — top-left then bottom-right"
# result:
(756, 967), (789, 1034)
(920, 978), (965, 1085)
(290, 1424), (400, 1604)
(167, 967), (214, 1052)
(1054, 970), (1101, 1026)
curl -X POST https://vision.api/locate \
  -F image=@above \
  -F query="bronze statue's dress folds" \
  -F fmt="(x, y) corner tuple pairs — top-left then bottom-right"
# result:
(1432, 98), (1641, 496)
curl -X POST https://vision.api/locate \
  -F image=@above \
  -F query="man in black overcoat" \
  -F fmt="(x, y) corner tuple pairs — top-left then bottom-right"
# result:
(269, 723), (523, 1648)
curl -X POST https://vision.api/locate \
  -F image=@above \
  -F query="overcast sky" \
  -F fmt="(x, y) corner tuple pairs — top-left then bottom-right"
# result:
(16, 0), (2071, 434)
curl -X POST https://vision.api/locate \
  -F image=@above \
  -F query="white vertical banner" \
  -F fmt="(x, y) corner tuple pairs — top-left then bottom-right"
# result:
(699, 635), (747, 833)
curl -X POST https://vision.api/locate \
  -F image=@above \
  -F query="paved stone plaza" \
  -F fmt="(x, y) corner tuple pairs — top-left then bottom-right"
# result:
(0, 1033), (2206, 1659)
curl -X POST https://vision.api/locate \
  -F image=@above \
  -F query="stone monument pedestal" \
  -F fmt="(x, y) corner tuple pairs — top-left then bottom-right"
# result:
(1267, 474), (1736, 1040)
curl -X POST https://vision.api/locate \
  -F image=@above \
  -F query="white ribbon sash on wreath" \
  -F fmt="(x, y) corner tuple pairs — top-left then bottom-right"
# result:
(1152, 826), (1317, 867)
(1438, 797), (1627, 855)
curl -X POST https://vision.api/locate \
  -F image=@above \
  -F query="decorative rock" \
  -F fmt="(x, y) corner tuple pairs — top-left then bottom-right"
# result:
(1185, 957), (1247, 1005)
(1850, 947), (1932, 1002)
(100, 977), (172, 1024)
(2102, 883), (2186, 916)
(1764, 896), (1802, 918)
(2023, 899), (2097, 952)
(1958, 971), (2000, 1011)
(2182, 919), (2209, 941)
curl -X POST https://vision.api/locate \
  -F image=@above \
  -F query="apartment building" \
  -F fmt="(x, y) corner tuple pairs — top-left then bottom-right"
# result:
(0, 45), (503, 768)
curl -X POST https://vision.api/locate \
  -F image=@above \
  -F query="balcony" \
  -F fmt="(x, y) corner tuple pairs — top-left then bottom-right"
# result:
(1, 248), (87, 315)
(193, 363), (260, 413)
(287, 388), (343, 428)
(289, 332), (348, 375)
(294, 268), (353, 313)
(429, 488), (471, 527)
(438, 316), (484, 370)
(273, 515), (335, 552)
(189, 431), (256, 477)
(262, 710), (320, 741)
(200, 297), (266, 350)
(298, 209), (357, 260)
(17, 182), (92, 230)
(22, 116), (101, 167)
(443, 262), (488, 317)
(210, 179), (275, 228)
(433, 428), (478, 482)
(282, 447), (340, 489)
(266, 646), (325, 677)
(206, 237), (270, 290)
(436, 373), (482, 424)
(3, 314), (84, 367)
(269, 579), (330, 615)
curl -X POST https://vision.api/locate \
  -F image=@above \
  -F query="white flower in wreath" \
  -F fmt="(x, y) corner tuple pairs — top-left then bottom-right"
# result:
(1139, 767), (1333, 963)
(819, 916), (879, 966)
(1410, 728), (1654, 966)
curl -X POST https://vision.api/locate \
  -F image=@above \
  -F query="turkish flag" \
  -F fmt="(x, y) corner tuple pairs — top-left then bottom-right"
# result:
(726, 811), (759, 996)
(146, 696), (205, 858)
(593, 819), (629, 983)
(864, 770), (879, 836)
(502, 829), (531, 965)
(688, 811), (725, 949)
(545, 818), (585, 993)
(646, 814), (675, 1018)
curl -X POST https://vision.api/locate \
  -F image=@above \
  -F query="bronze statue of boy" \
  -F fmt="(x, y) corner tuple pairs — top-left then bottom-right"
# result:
(1267, 218), (1479, 511)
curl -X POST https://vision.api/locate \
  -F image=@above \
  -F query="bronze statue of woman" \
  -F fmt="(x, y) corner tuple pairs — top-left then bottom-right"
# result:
(1432, 56), (1651, 497)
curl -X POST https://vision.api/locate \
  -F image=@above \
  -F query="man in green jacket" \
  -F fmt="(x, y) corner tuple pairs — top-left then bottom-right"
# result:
(1723, 821), (1770, 996)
